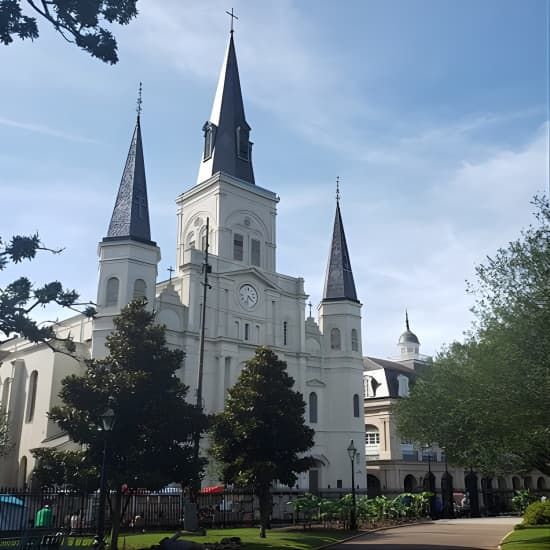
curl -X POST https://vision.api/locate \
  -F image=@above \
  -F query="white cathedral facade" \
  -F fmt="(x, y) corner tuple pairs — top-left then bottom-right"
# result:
(0, 32), (367, 491)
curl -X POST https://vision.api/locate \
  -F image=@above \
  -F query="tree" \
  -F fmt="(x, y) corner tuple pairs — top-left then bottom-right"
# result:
(47, 300), (208, 550)
(210, 347), (315, 538)
(394, 196), (550, 476)
(0, 0), (138, 64)
(0, 233), (94, 351)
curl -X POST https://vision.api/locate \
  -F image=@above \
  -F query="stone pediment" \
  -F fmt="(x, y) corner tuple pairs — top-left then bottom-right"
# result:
(306, 378), (326, 388)
(219, 267), (279, 291)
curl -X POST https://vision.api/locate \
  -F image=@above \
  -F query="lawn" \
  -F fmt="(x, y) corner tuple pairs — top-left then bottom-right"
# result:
(500, 526), (550, 550)
(112, 528), (352, 550)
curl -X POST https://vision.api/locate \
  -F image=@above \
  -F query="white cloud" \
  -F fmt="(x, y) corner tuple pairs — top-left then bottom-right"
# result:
(0, 117), (97, 143)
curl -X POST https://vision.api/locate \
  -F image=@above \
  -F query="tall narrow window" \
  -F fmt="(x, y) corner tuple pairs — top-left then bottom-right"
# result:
(234, 321), (240, 339)
(26, 371), (38, 423)
(351, 329), (359, 352)
(202, 122), (216, 160)
(1, 379), (10, 413)
(133, 279), (147, 300)
(244, 323), (250, 341)
(309, 392), (318, 423)
(330, 328), (341, 350)
(251, 239), (261, 267)
(283, 321), (288, 346)
(353, 394), (360, 418)
(233, 233), (244, 261)
(106, 277), (119, 306)
(236, 126), (250, 161)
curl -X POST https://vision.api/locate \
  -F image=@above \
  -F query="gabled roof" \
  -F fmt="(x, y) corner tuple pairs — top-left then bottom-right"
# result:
(105, 116), (154, 245)
(322, 201), (358, 302)
(197, 33), (255, 185)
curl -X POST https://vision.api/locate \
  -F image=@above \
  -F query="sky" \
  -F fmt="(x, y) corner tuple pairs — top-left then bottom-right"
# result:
(1, 0), (549, 358)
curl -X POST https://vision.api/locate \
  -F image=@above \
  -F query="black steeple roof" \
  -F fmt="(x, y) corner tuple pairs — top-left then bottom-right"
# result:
(105, 115), (154, 245)
(197, 32), (255, 185)
(322, 198), (359, 303)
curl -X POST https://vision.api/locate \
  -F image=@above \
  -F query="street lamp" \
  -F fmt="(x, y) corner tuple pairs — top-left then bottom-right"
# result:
(347, 440), (358, 531)
(95, 408), (115, 550)
(422, 444), (436, 518)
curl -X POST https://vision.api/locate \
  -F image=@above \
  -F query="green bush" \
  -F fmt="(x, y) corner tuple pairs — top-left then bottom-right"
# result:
(522, 501), (550, 526)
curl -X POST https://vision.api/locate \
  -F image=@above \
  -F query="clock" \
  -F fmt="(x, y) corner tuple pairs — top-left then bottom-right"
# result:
(239, 284), (258, 309)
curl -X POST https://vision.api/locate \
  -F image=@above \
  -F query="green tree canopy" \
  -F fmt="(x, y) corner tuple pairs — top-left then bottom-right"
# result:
(394, 196), (550, 476)
(46, 300), (208, 549)
(0, 233), (94, 351)
(0, 0), (138, 63)
(211, 347), (315, 538)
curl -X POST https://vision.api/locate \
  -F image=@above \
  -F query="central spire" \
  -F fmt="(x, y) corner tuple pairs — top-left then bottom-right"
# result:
(322, 183), (359, 303)
(197, 31), (255, 185)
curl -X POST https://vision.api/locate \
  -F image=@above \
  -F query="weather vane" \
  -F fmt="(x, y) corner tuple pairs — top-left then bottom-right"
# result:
(136, 82), (143, 117)
(225, 8), (238, 34)
(336, 176), (340, 202)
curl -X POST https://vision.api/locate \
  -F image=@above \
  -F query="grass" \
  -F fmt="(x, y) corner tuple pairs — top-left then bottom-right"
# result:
(110, 527), (352, 550)
(501, 526), (550, 550)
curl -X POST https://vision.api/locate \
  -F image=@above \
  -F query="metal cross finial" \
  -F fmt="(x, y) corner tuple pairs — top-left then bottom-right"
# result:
(226, 8), (238, 34)
(136, 82), (143, 117)
(308, 301), (313, 318)
(167, 266), (175, 281)
(336, 176), (340, 202)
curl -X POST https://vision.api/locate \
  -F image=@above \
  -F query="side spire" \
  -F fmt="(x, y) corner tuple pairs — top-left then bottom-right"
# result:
(405, 309), (410, 331)
(197, 29), (255, 185)
(322, 181), (358, 302)
(105, 85), (153, 245)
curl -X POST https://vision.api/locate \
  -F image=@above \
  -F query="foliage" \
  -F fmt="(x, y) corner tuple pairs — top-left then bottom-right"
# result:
(394, 196), (550, 475)
(522, 501), (550, 526)
(30, 448), (99, 491)
(0, 233), (95, 351)
(0, 411), (11, 456)
(513, 490), (538, 514)
(46, 300), (208, 549)
(0, 0), (138, 63)
(211, 347), (315, 538)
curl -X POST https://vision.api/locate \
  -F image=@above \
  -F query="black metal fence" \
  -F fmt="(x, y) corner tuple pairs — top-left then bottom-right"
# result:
(1, 486), (548, 535)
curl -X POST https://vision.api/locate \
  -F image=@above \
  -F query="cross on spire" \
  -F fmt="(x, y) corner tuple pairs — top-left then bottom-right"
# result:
(225, 8), (238, 34)
(308, 301), (313, 318)
(336, 176), (340, 202)
(167, 266), (175, 281)
(136, 82), (143, 118)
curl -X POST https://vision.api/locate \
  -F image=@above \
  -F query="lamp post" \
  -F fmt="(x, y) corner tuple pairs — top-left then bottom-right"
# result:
(347, 440), (358, 531)
(95, 408), (115, 550)
(422, 444), (436, 518)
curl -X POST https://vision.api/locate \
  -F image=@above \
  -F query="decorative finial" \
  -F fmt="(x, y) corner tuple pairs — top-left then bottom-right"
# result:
(226, 8), (238, 34)
(308, 301), (313, 318)
(336, 176), (340, 202)
(405, 309), (410, 331)
(136, 82), (143, 118)
(167, 266), (175, 281)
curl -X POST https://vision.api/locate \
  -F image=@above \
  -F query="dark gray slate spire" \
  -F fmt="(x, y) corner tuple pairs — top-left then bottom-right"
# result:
(197, 33), (255, 185)
(105, 116), (154, 245)
(322, 199), (359, 302)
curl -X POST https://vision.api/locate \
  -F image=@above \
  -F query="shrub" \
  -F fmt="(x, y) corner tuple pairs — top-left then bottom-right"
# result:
(522, 500), (550, 526)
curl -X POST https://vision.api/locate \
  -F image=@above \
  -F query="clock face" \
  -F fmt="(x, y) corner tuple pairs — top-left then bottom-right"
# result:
(239, 284), (258, 309)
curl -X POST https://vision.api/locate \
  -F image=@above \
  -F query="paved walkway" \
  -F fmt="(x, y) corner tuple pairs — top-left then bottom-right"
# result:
(328, 517), (519, 549)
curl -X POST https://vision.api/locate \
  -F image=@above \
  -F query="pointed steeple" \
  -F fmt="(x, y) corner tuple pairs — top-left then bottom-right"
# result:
(197, 32), (255, 185)
(105, 95), (153, 245)
(322, 185), (358, 303)
(405, 309), (410, 331)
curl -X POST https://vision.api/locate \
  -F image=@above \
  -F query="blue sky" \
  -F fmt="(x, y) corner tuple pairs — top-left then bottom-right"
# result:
(1, 0), (549, 358)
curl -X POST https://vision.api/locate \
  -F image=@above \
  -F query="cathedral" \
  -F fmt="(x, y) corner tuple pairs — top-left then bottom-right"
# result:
(0, 31), (367, 491)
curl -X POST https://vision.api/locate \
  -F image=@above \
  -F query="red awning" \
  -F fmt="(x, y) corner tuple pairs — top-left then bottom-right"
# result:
(199, 484), (224, 494)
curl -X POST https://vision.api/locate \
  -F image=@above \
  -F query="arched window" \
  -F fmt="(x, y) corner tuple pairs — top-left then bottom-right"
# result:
(133, 279), (147, 300)
(309, 392), (318, 423)
(283, 321), (288, 346)
(26, 371), (38, 423)
(330, 328), (341, 350)
(512, 476), (521, 490)
(397, 375), (410, 397)
(537, 477), (546, 490)
(233, 233), (244, 261)
(106, 277), (119, 306)
(351, 329), (358, 352)
(365, 424), (380, 458)
(404, 474), (417, 493)
(202, 122), (216, 160)
(524, 476), (532, 489)
(353, 394), (360, 417)
(236, 126), (250, 161)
